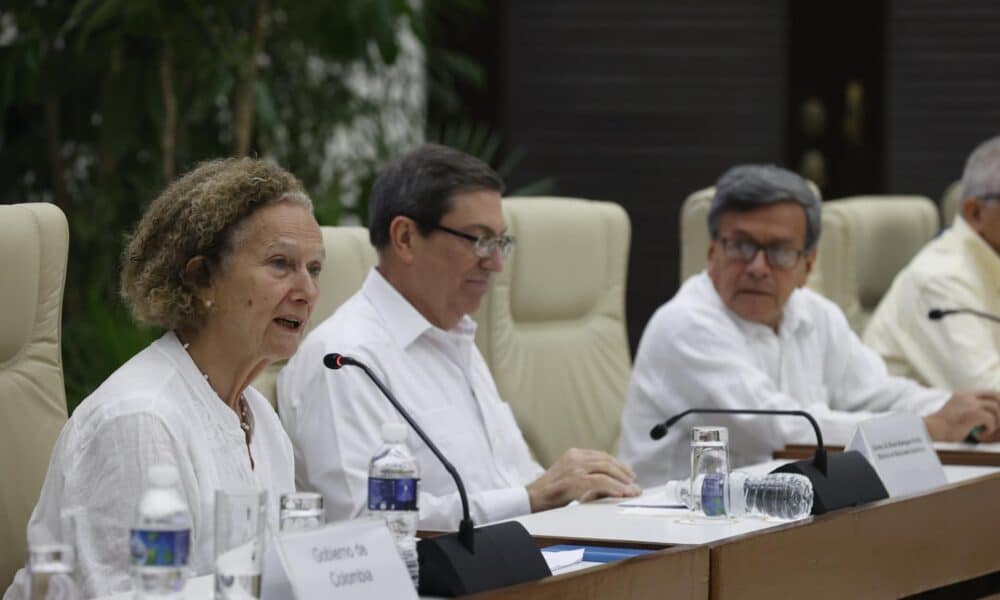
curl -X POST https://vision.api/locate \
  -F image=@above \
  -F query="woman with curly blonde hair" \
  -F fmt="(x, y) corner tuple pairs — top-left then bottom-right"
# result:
(6, 158), (325, 598)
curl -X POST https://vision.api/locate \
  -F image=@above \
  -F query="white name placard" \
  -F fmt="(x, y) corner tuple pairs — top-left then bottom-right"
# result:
(261, 517), (417, 600)
(846, 413), (946, 497)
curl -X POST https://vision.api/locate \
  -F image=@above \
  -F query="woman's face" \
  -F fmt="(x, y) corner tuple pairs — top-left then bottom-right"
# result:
(204, 201), (325, 364)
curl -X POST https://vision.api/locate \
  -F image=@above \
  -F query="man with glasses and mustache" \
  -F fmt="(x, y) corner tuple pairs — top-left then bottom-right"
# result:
(279, 144), (639, 530)
(865, 136), (1000, 394)
(618, 164), (1000, 487)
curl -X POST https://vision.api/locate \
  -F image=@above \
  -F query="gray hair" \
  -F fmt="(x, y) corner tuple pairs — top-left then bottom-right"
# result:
(708, 164), (822, 250)
(960, 136), (1000, 202)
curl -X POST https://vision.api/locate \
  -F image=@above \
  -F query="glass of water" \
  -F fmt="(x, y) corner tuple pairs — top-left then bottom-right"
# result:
(214, 489), (267, 599)
(279, 492), (324, 532)
(689, 426), (730, 518)
(25, 544), (81, 600)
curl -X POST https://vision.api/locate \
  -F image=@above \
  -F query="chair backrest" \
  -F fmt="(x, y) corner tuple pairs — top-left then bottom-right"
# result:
(822, 195), (939, 332)
(678, 187), (715, 284)
(0, 203), (70, 590)
(252, 226), (377, 405)
(472, 197), (632, 467)
(939, 180), (963, 228)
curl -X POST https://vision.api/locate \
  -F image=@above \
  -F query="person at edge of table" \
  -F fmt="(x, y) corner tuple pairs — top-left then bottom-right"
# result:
(617, 164), (1000, 487)
(278, 143), (640, 530)
(865, 135), (1000, 393)
(4, 158), (325, 598)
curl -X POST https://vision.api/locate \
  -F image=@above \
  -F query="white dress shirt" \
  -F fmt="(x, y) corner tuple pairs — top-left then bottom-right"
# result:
(618, 272), (949, 487)
(4, 332), (295, 600)
(278, 268), (543, 531)
(864, 215), (1000, 391)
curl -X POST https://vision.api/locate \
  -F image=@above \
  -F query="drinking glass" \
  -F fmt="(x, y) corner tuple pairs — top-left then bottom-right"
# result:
(279, 492), (324, 532)
(25, 544), (81, 600)
(689, 426), (730, 518)
(214, 490), (268, 599)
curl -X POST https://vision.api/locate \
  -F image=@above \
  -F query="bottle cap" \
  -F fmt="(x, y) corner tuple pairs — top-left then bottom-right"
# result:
(26, 543), (75, 572)
(148, 464), (179, 487)
(726, 471), (748, 516)
(381, 422), (408, 443)
(663, 480), (687, 506)
(280, 491), (324, 512)
(691, 426), (728, 444)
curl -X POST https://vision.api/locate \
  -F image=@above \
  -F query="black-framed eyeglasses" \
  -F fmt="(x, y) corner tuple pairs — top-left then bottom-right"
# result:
(434, 224), (516, 258)
(717, 236), (808, 269)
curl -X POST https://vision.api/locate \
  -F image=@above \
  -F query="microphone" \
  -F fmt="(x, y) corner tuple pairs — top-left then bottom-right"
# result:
(649, 408), (888, 515)
(323, 353), (476, 548)
(928, 307), (1000, 324)
(323, 353), (550, 596)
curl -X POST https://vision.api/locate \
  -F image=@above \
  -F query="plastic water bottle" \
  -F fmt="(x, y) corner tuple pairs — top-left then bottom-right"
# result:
(665, 472), (813, 519)
(130, 465), (191, 597)
(367, 423), (420, 587)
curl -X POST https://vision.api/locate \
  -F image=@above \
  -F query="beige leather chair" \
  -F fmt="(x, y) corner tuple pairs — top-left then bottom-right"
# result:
(473, 197), (632, 467)
(822, 195), (939, 333)
(0, 203), (70, 590)
(940, 180), (962, 228)
(252, 226), (377, 406)
(678, 187), (715, 284)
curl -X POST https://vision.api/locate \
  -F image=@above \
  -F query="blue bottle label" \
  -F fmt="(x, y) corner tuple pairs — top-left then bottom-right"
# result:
(129, 529), (191, 566)
(368, 477), (419, 511)
(700, 473), (726, 517)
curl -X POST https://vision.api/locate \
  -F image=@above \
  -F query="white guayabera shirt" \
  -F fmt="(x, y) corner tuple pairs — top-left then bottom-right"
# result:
(618, 272), (949, 488)
(4, 332), (295, 599)
(864, 215), (1000, 391)
(279, 268), (544, 531)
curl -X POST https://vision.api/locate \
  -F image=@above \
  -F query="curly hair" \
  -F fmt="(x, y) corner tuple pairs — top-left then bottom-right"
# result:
(121, 157), (312, 331)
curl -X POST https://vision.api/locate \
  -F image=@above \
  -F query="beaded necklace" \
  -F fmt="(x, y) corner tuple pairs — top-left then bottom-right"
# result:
(181, 338), (256, 469)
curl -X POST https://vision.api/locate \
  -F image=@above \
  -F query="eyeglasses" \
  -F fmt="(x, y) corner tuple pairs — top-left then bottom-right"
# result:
(717, 237), (808, 269)
(434, 224), (516, 258)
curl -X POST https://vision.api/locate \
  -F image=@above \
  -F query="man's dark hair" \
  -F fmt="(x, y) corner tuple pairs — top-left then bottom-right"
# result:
(368, 143), (505, 249)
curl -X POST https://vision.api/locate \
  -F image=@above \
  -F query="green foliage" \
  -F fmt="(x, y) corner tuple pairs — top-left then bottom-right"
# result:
(0, 0), (422, 412)
(428, 120), (555, 196)
(1, 0), (546, 413)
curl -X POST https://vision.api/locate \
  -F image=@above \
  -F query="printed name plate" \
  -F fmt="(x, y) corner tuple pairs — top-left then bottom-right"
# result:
(846, 413), (946, 497)
(261, 517), (417, 600)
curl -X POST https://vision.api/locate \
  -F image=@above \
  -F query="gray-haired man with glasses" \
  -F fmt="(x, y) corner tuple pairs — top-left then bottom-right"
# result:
(865, 136), (1000, 395)
(618, 164), (1000, 487)
(280, 144), (639, 530)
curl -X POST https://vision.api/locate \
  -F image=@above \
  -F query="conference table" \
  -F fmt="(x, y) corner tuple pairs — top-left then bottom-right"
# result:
(775, 440), (1000, 467)
(469, 459), (1000, 600)
(100, 456), (1000, 599)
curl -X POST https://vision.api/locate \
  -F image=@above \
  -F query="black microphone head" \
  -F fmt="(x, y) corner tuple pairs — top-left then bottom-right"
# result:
(650, 423), (668, 441)
(928, 309), (944, 320)
(323, 353), (345, 370)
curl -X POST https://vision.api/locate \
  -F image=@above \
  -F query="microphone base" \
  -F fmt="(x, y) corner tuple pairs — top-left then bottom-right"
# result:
(772, 450), (888, 514)
(417, 521), (551, 596)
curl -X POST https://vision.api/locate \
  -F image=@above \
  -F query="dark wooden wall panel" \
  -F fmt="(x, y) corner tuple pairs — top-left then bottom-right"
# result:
(500, 1), (788, 351)
(886, 0), (1000, 198)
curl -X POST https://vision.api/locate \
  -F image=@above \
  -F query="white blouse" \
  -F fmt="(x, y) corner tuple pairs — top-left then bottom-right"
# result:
(4, 332), (295, 599)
